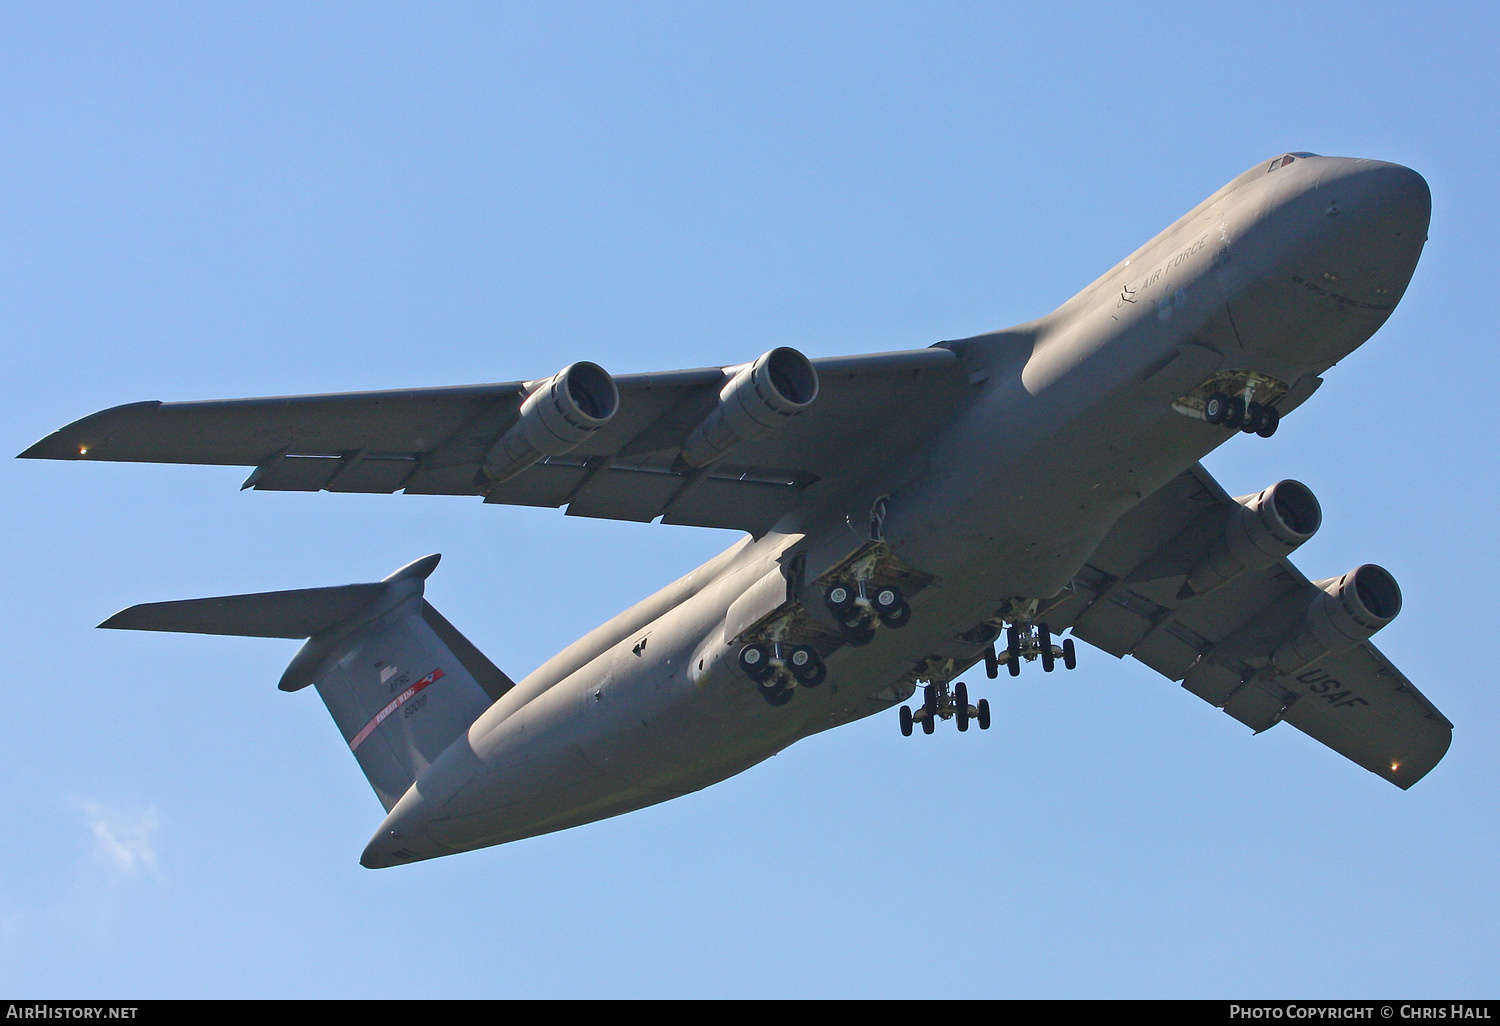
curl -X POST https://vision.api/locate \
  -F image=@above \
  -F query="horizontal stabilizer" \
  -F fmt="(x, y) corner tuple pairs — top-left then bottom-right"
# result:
(100, 584), (389, 638)
(99, 553), (442, 640)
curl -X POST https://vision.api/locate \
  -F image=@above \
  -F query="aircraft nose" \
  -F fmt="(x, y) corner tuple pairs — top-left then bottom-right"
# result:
(1291, 158), (1430, 310)
(1319, 158), (1430, 234)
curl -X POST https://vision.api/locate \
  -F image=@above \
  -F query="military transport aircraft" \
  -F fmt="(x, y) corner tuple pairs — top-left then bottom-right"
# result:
(21, 153), (1451, 867)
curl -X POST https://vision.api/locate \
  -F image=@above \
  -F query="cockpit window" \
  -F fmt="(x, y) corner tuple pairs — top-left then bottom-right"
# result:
(1268, 152), (1317, 173)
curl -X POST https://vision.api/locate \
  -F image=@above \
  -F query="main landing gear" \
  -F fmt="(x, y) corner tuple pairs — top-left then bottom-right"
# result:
(899, 680), (991, 736)
(825, 579), (911, 647)
(739, 639), (827, 706)
(735, 544), (929, 707)
(985, 622), (1077, 678)
(1203, 391), (1280, 438)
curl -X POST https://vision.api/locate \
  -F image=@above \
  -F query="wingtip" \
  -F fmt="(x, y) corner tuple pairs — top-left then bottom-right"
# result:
(17, 436), (73, 460)
(97, 608), (138, 630)
(18, 401), (166, 461)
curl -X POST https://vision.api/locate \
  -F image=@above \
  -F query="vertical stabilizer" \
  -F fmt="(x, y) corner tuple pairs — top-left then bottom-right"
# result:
(101, 554), (513, 811)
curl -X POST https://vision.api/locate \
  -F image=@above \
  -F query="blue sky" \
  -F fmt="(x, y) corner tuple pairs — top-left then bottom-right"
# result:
(3, 2), (1497, 998)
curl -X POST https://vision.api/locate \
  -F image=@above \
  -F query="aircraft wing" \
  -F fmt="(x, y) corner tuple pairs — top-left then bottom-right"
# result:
(19, 348), (966, 536)
(1038, 464), (1452, 788)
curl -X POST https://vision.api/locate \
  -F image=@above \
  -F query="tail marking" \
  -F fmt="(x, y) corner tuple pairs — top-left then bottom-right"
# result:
(349, 667), (445, 752)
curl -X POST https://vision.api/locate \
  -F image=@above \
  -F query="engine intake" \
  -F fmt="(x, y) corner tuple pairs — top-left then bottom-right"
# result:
(679, 347), (818, 470)
(1181, 479), (1322, 598)
(478, 362), (619, 486)
(1271, 563), (1402, 675)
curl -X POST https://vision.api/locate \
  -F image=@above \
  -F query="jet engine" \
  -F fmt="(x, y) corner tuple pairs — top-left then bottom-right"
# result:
(1181, 479), (1322, 598)
(678, 347), (818, 469)
(477, 362), (619, 485)
(1270, 564), (1402, 675)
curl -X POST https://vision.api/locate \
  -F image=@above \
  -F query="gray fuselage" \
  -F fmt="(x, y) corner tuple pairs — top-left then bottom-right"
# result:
(361, 154), (1430, 867)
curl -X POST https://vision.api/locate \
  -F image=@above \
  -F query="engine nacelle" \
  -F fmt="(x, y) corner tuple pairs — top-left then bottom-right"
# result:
(478, 362), (619, 486)
(1270, 564), (1402, 675)
(679, 347), (818, 470)
(1181, 479), (1322, 598)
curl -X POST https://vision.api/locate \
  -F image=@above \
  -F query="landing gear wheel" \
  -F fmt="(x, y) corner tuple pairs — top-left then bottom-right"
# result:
(977, 698), (991, 730)
(825, 583), (855, 618)
(1062, 637), (1077, 670)
(739, 644), (774, 683)
(757, 676), (794, 706)
(921, 713), (935, 734)
(1256, 406), (1280, 438)
(841, 621), (875, 647)
(955, 682), (970, 732)
(922, 684), (938, 721)
(871, 585), (904, 616)
(984, 644), (999, 679)
(789, 646), (826, 687)
(1228, 396), (1249, 429)
(1007, 625), (1022, 676)
(1241, 401), (1266, 434)
(877, 600), (911, 629)
(899, 705), (913, 737)
(1039, 623), (1055, 672)
(1204, 392), (1231, 425)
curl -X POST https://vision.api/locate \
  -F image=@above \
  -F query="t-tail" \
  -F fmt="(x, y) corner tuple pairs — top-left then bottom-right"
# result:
(101, 554), (513, 812)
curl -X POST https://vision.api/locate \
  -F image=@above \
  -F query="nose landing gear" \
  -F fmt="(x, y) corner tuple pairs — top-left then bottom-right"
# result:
(1176, 370), (1290, 439)
(1204, 391), (1280, 437)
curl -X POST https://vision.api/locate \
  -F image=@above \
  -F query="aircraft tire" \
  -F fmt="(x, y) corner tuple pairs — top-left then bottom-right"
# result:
(1204, 392), (1231, 425)
(757, 676), (794, 706)
(791, 647), (826, 687)
(1256, 406), (1280, 438)
(921, 714), (935, 735)
(871, 584), (904, 615)
(1040, 623), (1055, 672)
(739, 644), (775, 682)
(878, 600), (911, 629)
(1062, 637), (1077, 670)
(1242, 401), (1266, 434)
(984, 645), (999, 679)
(825, 583), (855, 617)
(1227, 396), (1249, 429)
(899, 705), (913, 737)
(955, 682), (970, 731)
(977, 699), (991, 730)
